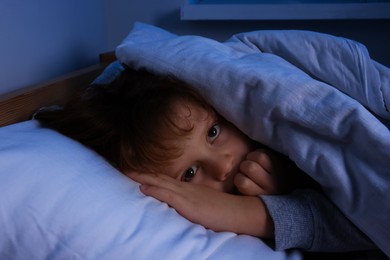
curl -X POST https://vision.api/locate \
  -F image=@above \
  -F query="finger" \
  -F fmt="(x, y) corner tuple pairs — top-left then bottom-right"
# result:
(127, 171), (169, 184)
(239, 160), (275, 190)
(127, 171), (182, 193)
(234, 173), (265, 196)
(140, 182), (210, 223)
(246, 149), (275, 173)
(126, 171), (148, 184)
(140, 183), (183, 207)
(129, 172), (187, 208)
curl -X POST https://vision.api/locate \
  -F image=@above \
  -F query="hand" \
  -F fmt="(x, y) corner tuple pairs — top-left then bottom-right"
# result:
(234, 149), (301, 196)
(128, 172), (274, 238)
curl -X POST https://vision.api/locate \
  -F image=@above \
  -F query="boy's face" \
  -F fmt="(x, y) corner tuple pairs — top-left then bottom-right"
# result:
(161, 101), (255, 194)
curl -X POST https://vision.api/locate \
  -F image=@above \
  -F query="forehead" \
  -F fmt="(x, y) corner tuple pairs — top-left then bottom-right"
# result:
(171, 99), (213, 125)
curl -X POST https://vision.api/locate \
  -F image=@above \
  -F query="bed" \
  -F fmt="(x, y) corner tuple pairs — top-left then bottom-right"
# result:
(1, 22), (389, 259)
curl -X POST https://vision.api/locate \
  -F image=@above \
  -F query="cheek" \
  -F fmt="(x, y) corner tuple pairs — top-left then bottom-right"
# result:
(229, 130), (254, 154)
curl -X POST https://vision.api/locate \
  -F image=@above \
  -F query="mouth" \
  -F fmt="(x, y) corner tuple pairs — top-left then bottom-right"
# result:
(223, 170), (239, 194)
(230, 186), (241, 195)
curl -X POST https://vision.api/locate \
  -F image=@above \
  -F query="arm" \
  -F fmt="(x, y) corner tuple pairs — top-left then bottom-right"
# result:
(128, 148), (306, 238)
(129, 172), (274, 238)
(262, 189), (377, 252)
(234, 149), (378, 252)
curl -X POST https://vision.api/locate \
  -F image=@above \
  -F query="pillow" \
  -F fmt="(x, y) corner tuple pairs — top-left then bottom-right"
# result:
(0, 120), (300, 259)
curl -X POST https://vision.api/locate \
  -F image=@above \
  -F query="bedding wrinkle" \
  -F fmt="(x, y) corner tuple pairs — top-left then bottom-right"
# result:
(27, 206), (85, 260)
(235, 29), (390, 121)
(345, 38), (371, 112)
(375, 60), (390, 114)
(1, 198), (84, 259)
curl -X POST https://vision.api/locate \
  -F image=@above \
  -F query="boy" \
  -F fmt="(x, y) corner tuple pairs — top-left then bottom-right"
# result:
(36, 67), (376, 253)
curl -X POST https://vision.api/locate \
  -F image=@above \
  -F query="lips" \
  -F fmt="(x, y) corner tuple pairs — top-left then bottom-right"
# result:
(223, 167), (240, 194)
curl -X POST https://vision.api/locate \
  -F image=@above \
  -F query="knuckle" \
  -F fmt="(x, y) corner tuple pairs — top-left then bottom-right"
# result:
(234, 174), (258, 195)
(240, 160), (258, 175)
(255, 150), (270, 164)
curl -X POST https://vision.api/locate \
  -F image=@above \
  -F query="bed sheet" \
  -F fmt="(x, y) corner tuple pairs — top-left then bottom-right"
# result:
(116, 22), (390, 256)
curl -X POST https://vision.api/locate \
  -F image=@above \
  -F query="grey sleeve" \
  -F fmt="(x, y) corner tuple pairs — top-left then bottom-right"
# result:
(261, 189), (377, 252)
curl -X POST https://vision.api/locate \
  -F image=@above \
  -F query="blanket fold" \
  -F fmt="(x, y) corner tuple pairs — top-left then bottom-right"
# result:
(228, 30), (390, 120)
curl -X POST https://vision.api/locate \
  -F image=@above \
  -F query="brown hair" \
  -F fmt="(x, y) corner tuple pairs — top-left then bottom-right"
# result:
(35, 68), (216, 173)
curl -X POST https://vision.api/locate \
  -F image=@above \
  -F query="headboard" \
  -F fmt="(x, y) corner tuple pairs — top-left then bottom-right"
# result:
(0, 52), (116, 127)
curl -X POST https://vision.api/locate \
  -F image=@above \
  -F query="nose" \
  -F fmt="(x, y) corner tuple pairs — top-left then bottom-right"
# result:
(208, 150), (234, 182)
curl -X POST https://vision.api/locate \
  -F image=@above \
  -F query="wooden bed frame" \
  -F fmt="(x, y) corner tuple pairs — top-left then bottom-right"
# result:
(0, 52), (116, 127)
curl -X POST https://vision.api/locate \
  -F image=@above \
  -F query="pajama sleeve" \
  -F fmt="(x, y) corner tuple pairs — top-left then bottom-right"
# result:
(261, 189), (377, 252)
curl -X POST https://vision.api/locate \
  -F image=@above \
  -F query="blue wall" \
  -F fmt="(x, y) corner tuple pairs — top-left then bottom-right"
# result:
(0, 0), (107, 96)
(105, 0), (390, 67)
(1, 0), (389, 96)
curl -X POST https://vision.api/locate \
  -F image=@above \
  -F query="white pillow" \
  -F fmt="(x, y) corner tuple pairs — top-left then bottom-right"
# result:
(0, 120), (300, 259)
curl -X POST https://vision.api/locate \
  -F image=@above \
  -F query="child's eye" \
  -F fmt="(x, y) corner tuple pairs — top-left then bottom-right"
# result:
(207, 123), (220, 142)
(182, 166), (198, 182)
